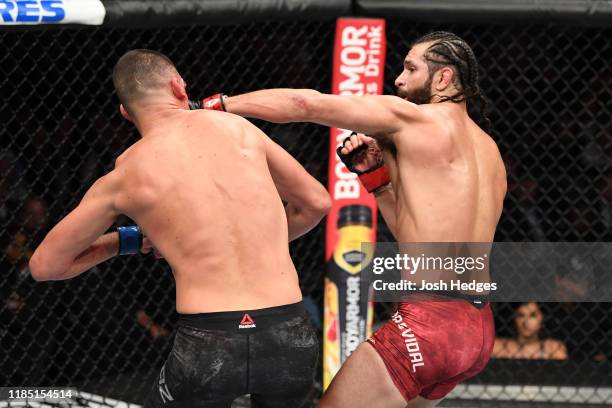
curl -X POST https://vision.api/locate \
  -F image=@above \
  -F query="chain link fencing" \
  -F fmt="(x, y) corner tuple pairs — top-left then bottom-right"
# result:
(1, 18), (611, 406)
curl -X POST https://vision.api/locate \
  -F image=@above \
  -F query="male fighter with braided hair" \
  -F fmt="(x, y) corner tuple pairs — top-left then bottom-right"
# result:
(397, 31), (492, 130)
(192, 32), (506, 407)
(29, 49), (330, 407)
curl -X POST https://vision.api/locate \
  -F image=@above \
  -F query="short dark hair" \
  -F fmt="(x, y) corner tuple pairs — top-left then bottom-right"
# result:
(112, 49), (178, 110)
(413, 31), (491, 131)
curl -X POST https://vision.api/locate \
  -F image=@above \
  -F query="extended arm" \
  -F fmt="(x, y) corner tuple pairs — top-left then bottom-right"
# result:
(221, 89), (420, 139)
(261, 132), (332, 241)
(29, 173), (120, 281)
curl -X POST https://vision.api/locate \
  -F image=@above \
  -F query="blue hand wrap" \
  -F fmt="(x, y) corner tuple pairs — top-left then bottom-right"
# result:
(117, 225), (142, 255)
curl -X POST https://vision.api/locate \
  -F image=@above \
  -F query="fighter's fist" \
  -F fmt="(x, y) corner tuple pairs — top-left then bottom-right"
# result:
(337, 132), (391, 194)
(188, 93), (226, 111)
(338, 133), (382, 173)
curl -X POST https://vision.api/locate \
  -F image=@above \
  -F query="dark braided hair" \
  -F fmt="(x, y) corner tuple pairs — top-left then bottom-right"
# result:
(412, 31), (491, 131)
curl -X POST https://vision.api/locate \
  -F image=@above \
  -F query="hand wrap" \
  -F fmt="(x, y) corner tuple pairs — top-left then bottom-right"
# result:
(188, 93), (226, 111)
(337, 133), (391, 194)
(117, 225), (143, 255)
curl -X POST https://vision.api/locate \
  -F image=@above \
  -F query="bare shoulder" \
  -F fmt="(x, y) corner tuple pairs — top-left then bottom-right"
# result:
(544, 338), (568, 360)
(392, 105), (451, 156)
(114, 142), (140, 167)
(544, 338), (567, 351)
(90, 170), (121, 190)
(493, 338), (517, 358)
(114, 135), (166, 169)
(480, 128), (501, 153)
(111, 140), (161, 194)
(379, 95), (425, 120)
(493, 337), (507, 349)
(80, 169), (123, 210)
(194, 109), (267, 146)
(495, 337), (517, 349)
(189, 108), (244, 128)
(481, 131), (503, 162)
(109, 146), (156, 214)
(479, 129), (507, 183)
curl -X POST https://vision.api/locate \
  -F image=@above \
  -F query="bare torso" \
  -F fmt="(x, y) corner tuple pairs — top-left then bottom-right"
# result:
(382, 103), (506, 243)
(114, 111), (301, 313)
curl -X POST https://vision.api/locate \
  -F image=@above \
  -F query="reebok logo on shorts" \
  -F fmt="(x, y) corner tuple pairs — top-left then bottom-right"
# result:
(238, 313), (256, 329)
(392, 311), (425, 372)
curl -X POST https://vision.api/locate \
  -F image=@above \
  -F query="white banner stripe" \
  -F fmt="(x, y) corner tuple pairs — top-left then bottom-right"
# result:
(0, 0), (105, 26)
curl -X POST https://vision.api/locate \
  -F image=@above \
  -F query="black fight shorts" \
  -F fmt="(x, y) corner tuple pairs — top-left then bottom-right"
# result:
(144, 301), (319, 408)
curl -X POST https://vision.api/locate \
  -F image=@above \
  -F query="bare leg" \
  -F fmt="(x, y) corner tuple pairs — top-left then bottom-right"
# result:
(405, 396), (443, 408)
(317, 342), (443, 408)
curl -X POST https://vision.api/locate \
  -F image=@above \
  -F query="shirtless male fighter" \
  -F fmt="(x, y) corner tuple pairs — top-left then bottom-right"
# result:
(191, 32), (507, 407)
(29, 49), (331, 408)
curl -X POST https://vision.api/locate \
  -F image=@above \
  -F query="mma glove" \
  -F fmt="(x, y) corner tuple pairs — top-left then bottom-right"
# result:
(188, 93), (227, 111)
(337, 133), (391, 194)
(117, 225), (143, 255)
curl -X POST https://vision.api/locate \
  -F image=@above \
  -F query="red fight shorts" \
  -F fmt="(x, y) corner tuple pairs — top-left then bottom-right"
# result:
(367, 296), (494, 401)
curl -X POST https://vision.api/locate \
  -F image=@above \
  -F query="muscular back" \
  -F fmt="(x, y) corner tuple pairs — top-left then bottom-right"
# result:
(384, 103), (506, 243)
(114, 111), (300, 313)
